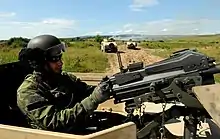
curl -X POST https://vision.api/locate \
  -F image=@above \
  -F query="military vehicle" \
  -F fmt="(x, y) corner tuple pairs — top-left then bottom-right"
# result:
(100, 38), (118, 53)
(126, 39), (138, 49)
(1, 48), (220, 139)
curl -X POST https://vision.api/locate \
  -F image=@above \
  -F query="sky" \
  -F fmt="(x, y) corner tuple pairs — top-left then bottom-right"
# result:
(0, 0), (220, 39)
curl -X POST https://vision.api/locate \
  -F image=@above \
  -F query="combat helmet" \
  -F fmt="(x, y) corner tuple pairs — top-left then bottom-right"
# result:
(19, 34), (66, 70)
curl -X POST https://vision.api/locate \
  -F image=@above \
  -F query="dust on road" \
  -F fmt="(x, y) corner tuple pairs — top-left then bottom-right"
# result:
(105, 44), (163, 73)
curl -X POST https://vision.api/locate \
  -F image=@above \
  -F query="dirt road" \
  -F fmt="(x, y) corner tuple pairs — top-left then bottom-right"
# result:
(105, 44), (163, 73)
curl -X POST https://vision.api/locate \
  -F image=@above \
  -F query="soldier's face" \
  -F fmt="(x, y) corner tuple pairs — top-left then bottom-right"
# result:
(48, 59), (63, 74)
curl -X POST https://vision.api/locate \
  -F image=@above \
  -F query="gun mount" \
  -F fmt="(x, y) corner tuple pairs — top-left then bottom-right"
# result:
(107, 48), (220, 139)
(116, 51), (144, 74)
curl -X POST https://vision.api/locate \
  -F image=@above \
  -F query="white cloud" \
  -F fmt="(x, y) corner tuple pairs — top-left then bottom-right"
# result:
(1, 16), (220, 39)
(113, 30), (122, 34)
(123, 23), (133, 29)
(94, 31), (103, 35)
(42, 18), (75, 27)
(83, 31), (103, 36)
(129, 0), (159, 11)
(0, 18), (78, 39)
(0, 12), (16, 17)
(108, 31), (115, 34)
(162, 28), (167, 32)
(108, 19), (220, 35)
(124, 29), (133, 33)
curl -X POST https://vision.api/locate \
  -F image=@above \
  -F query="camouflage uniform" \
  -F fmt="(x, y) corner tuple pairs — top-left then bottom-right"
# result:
(17, 71), (100, 133)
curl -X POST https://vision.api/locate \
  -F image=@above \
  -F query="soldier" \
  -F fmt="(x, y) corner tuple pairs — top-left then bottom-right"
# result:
(17, 34), (112, 134)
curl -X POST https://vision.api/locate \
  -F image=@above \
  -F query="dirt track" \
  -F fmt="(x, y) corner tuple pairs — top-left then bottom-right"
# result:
(105, 44), (163, 73)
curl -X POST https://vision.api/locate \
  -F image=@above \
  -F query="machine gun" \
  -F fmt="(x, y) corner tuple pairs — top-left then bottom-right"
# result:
(106, 49), (220, 139)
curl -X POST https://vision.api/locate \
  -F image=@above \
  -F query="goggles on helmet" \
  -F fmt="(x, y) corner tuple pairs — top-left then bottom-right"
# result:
(45, 42), (66, 62)
(47, 54), (63, 62)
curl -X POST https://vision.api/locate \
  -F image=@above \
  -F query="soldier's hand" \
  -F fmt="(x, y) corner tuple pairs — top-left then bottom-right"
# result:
(92, 76), (112, 104)
(81, 76), (113, 113)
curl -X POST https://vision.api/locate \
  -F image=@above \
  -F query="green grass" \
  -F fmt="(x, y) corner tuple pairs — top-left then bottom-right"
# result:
(63, 47), (108, 72)
(0, 47), (20, 64)
(141, 35), (220, 60)
(68, 41), (101, 49)
(140, 35), (220, 82)
(0, 41), (109, 73)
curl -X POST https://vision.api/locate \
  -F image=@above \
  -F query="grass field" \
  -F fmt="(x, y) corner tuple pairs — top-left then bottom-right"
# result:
(141, 35), (220, 58)
(0, 47), (20, 64)
(1, 34), (220, 77)
(0, 41), (109, 73)
(140, 34), (220, 82)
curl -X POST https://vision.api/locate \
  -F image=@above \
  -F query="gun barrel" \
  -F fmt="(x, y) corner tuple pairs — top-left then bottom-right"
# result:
(200, 63), (220, 75)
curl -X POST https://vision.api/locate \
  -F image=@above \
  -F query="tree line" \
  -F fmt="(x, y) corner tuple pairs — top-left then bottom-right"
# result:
(0, 35), (104, 48)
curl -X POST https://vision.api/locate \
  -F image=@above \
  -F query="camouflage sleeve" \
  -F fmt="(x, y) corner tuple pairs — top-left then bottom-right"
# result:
(17, 75), (98, 131)
(64, 72), (97, 99)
